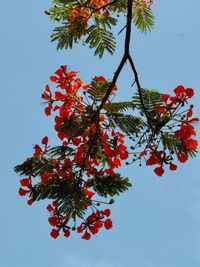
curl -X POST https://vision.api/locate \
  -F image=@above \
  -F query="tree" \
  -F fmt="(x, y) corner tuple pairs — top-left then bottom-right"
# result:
(15, 0), (198, 240)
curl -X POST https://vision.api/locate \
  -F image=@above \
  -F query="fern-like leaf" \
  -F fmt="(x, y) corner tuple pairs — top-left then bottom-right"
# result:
(31, 179), (89, 217)
(14, 157), (55, 177)
(108, 114), (145, 135)
(88, 173), (132, 197)
(86, 25), (116, 58)
(133, 3), (154, 33)
(104, 101), (135, 113)
(132, 88), (161, 114)
(51, 20), (86, 50)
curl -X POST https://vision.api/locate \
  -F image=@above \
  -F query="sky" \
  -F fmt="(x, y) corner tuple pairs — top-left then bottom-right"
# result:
(1, 1), (200, 266)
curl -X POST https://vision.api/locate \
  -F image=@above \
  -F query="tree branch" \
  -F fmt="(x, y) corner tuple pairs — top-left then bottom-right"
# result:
(97, 0), (151, 129)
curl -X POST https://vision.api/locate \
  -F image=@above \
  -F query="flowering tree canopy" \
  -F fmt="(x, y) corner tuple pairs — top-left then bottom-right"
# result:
(15, 0), (199, 240)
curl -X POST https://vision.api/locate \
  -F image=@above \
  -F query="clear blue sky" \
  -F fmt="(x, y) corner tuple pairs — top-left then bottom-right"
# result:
(1, 1), (200, 267)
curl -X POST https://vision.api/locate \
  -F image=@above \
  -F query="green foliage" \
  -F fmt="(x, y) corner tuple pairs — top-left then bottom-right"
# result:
(87, 173), (132, 197)
(31, 179), (89, 217)
(93, 14), (117, 30)
(86, 25), (116, 58)
(47, 145), (74, 157)
(46, 0), (154, 57)
(108, 113), (145, 135)
(133, 3), (154, 33)
(111, 0), (127, 13)
(14, 157), (55, 177)
(87, 78), (109, 100)
(51, 20), (86, 50)
(57, 115), (89, 137)
(132, 88), (161, 114)
(104, 101), (135, 113)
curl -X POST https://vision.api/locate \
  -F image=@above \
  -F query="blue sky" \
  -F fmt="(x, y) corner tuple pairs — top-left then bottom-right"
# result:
(1, 1), (200, 266)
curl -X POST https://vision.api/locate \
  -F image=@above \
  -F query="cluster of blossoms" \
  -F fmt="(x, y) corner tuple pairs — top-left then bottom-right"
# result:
(47, 202), (112, 240)
(42, 66), (126, 173)
(18, 66), (129, 240)
(67, 0), (113, 33)
(18, 66), (198, 240)
(130, 86), (199, 176)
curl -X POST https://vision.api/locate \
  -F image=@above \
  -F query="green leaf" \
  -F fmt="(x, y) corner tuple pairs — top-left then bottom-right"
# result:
(133, 3), (154, 33)
(51, 19), (86, 50)
(94, 15), (117, 30)
(86, 25), (116, 58)
(104, 101), (135, 113)
(31, 179), (89, 217)
(88, 173), (132, 197)
(111, 0), (127, 13)
(14, 157), (55, 177)
(108, 114), (145, 135)
(86, 78), (109, 101)
(132, 88), (161, 114)
(47, 145), (74, 158)
(57, 114), (93, 137)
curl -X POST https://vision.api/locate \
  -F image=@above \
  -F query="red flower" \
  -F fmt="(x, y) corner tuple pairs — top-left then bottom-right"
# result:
(184, 139), (198, 150)
(48, 216), (58, 226)
(94, 76), (107, 83)
(84, 189), (95, 198)
(20, 178), (30, 187)
(27, 198), (34, 206)
(187, 107), (193, 118)
(173, 85), (185, 96)
(77, 225), (83, 233)
(120, 151), (129, 160)
(44, 104), (52, 116)
(64, 230), (70, 238)
(46, 204), (54, 212)
(102, 209), (111, 217)
(33, 144), (43, 156)
(104, 219), (113, 230)
(42, 136), (48, 146)
(185, 88), (194, 98)
(42, 85), (52, 100)
(18, 187), (29, 196)
(169, 163), (177, 171)
(82, 231), (91, 240)
(161, 94), (170, 103)
(111, 158), (121, 168)
(90, 226), (99, 235)
(177, 152), (188, 163)
(95, 220), (103, 229)
(154, 167), (164, 177)
(146, 155), (161, 166)
(50, 229), (60, 239)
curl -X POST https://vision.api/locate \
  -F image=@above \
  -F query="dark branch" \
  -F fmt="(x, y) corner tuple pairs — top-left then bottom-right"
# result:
(97, 0), (151, 129)
(128, 55), (152, 127)
(97, 0), (133, 112)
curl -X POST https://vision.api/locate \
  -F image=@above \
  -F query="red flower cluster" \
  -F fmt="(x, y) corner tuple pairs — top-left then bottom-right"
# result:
(145, 147), (177, 176)
(47, 202), (71, 239)
(67, 0), (113, 33)
(18, 177), (34, 205)
(18, 66), (129, 240)
(175, 106), (198, 162)
(77, 209), (112, 240)
(18, 65), (198, 241)
(160, 85), (194, 113)
(137, 85), (198, 176)
(46, 201), (112, 240)
(41, 66), (128, 178)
